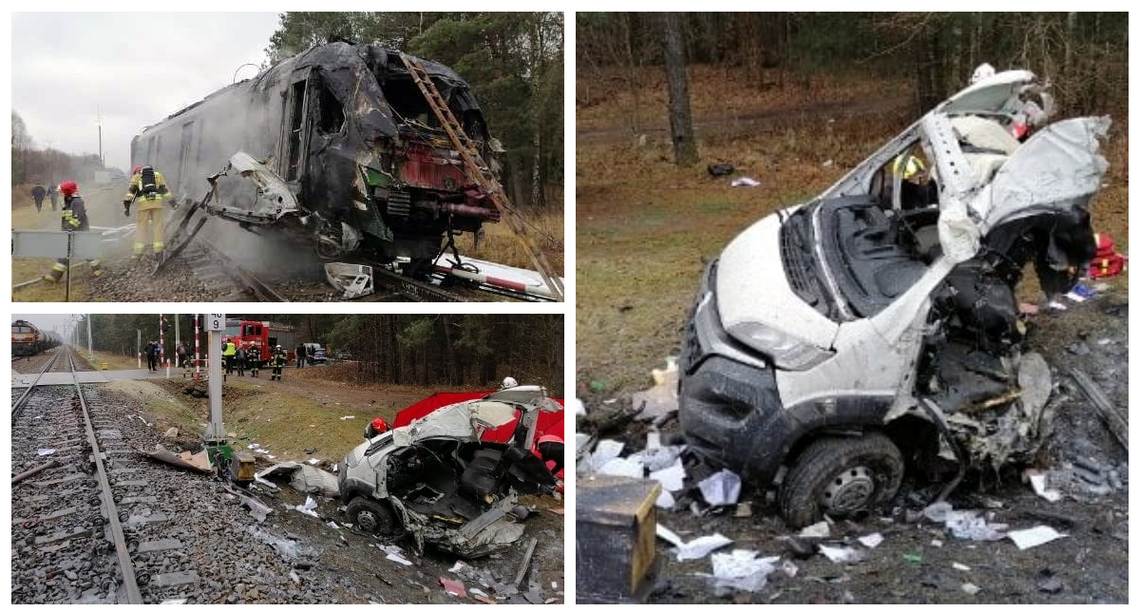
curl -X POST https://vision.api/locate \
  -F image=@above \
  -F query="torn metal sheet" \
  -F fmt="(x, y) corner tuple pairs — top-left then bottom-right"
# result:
(256, 461), (340, 498)
(139, 444), (213, 473)
(324, 262), (374, 299)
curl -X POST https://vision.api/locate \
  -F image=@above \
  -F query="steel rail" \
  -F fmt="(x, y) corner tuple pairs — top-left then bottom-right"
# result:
(12, 346), (62, 420)
(67, 351), (144, 604)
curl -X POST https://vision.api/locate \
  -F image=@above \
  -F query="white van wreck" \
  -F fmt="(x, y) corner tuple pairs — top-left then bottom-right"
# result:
(679, 70), (1110, 526)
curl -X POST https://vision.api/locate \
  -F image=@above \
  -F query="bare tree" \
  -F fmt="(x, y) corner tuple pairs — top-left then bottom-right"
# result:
(661, 13), (697, 166)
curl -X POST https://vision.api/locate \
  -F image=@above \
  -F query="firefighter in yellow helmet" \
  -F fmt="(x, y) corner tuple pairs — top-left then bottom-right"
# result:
(124, 164), (175, 258)
(892, 153), (935, 210)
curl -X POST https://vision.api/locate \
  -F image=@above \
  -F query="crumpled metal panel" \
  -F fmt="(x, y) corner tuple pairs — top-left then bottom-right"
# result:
(981, 116), (1111, 232)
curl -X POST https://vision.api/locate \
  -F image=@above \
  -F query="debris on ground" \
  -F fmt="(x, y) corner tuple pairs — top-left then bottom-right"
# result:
(139, 443), (213, 473)
(709, 550), (780, 592)
(1007, 526), (1067, 550)
(656, 524), (733, 561)
(257, 461), (340, 497)
(730, 177), (760, 188)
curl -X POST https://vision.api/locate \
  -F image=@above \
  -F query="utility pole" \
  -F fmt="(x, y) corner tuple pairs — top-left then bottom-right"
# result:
(175, 313), (181, 360)
(97, 110), (104, 167)
(86, 314), (94, 362)
(137, 329), (142, 369)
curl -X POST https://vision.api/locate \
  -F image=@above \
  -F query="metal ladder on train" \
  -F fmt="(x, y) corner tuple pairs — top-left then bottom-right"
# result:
(399, 53), (565, 302)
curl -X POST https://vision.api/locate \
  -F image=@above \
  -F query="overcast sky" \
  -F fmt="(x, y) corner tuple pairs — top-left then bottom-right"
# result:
(14, 314), (80, 337)
(12, 12), (281, 172)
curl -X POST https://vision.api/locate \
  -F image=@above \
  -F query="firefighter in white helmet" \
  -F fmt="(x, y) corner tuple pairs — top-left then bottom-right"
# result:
(500, 376), (518, 390)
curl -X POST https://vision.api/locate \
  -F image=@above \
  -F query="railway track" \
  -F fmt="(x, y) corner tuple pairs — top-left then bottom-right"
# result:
(11, 349), (322, 604)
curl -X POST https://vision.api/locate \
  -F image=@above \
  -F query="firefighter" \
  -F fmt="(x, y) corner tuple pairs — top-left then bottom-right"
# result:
(222, 338), (237, 374)
(48, 183), (60, 211)
(535, 433), (565, 476)
(43, 181), (105, 283)
(123, 164), (174, 258)
(500, 376), (518, 390)
(892, 153), (936, 210)
(364, 417), (390, 440)
(270, 345), (287, 381)
(31, 184), (46, 212)
(235, 346), (246, 377)
(145, 340), (157, 371)
(247, 344), (260, 377)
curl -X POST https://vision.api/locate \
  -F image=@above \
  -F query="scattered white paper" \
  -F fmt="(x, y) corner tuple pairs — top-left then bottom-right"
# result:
(952, 562), (971, 571)
(295, 496), (321, 518)
(731, 177), (761, 188)
(36, 448), (56, 456)
(1027, 470), (1062, 502)
(656, 524), (733, 560)
(656, 489), (676, 509)
(710, 550), (780, 592)
(818, 544), (866, 563)
(650, 458), (686, 492)
(379, 544), (412, 566)
(597, 457), (644, 479)
(591, 439), (624, 470)
(573, 398), (587, 416)
(307, 458), (321, 465)
(339, 415), (356, 420)
(698, 469), (741, 506)
(799, 521), (830, 539)
(1007, 526), (1066, 550)
(858, 533), (884, 548)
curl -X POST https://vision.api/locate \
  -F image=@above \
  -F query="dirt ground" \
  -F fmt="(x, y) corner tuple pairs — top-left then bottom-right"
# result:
(97, 371), (565, 604)
(576, 67), (1129, 603)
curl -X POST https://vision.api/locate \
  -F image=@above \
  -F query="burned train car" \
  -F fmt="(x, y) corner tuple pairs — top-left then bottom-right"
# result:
(131, 43), (501, 269)
(12, 320), (61, 356)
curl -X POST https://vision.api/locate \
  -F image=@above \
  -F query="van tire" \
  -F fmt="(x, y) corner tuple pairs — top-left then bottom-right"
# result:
(778, 433), (903, 528)
(347, 496), (398, 536)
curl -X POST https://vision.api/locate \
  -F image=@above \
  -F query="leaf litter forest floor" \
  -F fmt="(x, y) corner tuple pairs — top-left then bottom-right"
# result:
(575, 66), (1128, 603)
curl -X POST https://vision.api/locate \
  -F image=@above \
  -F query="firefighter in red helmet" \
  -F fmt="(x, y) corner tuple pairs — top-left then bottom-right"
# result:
(364, 417), (390, 440)
(43, 181), (104, 282)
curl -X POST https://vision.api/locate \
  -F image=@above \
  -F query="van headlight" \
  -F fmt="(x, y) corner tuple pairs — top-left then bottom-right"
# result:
(726, 321), (833, 371)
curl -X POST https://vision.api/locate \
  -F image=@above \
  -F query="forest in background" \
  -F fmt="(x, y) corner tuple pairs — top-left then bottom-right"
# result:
(577, 12), (1128, 132)
(64, 314), (563, 393)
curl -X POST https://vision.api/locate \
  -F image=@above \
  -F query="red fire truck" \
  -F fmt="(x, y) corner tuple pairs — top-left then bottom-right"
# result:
(224, 319), (298, 365)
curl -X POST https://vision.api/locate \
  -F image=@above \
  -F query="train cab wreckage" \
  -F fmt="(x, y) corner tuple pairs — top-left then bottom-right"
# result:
(679, 70), (1112, 526)
(139, 42), (562, 301)
(339, 387), (562, 557)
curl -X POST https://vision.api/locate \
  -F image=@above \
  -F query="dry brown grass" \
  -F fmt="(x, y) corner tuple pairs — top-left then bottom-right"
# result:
(457, 207), (565, 275)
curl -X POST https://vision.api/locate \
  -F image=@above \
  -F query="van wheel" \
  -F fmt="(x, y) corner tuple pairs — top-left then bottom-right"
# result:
(778, 433), (903, 528)
(347, 497), (398, 536)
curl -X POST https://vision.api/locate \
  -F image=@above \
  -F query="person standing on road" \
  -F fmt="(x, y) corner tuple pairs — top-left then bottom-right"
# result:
(271, 345), (287, 381)
(235, 346), (246, 377)
(48, 183), (60, 211)
(177, 343), (188, 368)
(31, 184), (46, 212)
(123, 164), (175, 259)
(145, 340), (157, 371)
(247, 343), (260, 377)
(296, 343), (307, 369)
(223, 338), (237, 374)
(42, 181), (105, 283)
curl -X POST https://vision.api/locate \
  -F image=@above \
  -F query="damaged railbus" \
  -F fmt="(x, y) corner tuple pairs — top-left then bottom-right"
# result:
(339, 389), (561, 557)
(133, 43), (503, 277)
(679, 70), (1110, 526)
